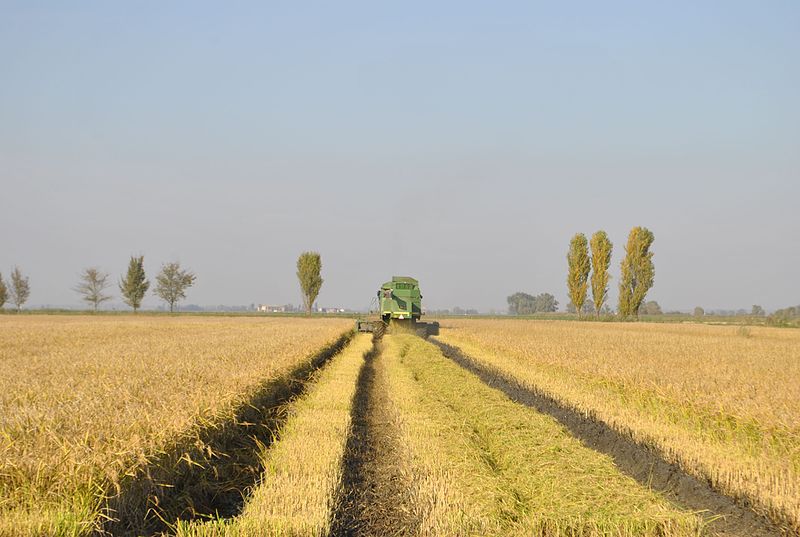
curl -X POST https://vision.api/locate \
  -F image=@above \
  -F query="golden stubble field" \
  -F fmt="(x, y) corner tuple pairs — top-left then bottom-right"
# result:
(436, 319), (800, 533)
(0, 315), (352, 535)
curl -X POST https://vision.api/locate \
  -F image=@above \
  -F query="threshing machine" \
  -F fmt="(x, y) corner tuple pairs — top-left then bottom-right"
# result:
(356, 276), (439, 336)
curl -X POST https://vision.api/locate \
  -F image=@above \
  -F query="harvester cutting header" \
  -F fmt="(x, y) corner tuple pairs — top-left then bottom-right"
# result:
(357, 276), (439, 337)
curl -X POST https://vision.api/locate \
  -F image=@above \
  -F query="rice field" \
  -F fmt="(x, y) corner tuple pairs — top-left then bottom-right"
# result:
(0, 315), (352, 536)
(175, 334), (375, 537)
(435, 319), (800, 534)
(382, 335), (703, 536)
(170, 333), (704, 537)
(1, 315), (795, 536)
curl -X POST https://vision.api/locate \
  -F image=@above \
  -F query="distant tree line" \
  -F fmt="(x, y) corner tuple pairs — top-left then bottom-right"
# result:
(1, 250), (322, 314)
(766, 305), (800, 327)
(0, 258), (197, 313)
(692, 305), (767, 318)
(429, 307), (480, 316)
(566, 299), (662, 316)
(113, 256), (196, 313)
(507, 292), (558, 315)
(70, 256), (196, 313)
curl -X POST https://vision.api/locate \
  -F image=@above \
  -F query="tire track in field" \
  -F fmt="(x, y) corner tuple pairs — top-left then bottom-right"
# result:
(430, 339), (785, 537)
(329, 340), (419, 537)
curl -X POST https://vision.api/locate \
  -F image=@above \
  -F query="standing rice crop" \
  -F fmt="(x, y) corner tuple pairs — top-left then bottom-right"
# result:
(0, 315), (352, 536)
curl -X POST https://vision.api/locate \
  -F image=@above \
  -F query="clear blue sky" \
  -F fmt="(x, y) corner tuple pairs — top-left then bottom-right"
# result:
(1, 1), (798, 311)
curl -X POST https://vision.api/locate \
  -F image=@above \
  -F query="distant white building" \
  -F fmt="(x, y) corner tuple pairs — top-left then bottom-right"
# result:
(257, 304), (289, 313)
(318, 307), (347, 314)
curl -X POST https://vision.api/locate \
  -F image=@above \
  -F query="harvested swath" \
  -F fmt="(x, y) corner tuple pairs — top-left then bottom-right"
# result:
(432, 339), (780, 537)
(109, 331), (354, 535)
(384, 334), (703, 537)
(435, 319), (800, 533)
(0, 315), (352, 536)
(174, 334), (373, 536)
(329, 339), (419, 537)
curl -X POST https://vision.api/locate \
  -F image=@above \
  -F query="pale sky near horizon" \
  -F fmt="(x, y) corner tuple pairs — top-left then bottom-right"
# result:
(1, 1), (798, 312)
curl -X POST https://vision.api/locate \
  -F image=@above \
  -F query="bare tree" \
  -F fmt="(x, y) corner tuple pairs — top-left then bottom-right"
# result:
(75, 267), (112, 312)
(0, 272), (7, 310)
(9, 266), (30, 312)
(154, 262), (196, 312)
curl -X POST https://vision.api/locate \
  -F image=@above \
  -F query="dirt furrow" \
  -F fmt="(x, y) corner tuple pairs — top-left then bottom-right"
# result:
(329, 341), (418, 537)
(431, 338), (785, 537)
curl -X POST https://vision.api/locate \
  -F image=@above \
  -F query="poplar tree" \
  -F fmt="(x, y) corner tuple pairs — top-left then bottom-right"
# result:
(75, 267), (112, 312)
(566, 233), (590, 318)
(296, 251), (323, 315)
(589, 231), (613, 318)
(119, 256), (149, 312)
(618, 227), (655, 319)
(154, 262), (196, 313)
(0, 272), (7, 309)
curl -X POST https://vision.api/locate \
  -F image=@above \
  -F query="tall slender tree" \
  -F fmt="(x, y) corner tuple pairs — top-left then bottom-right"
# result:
(618, 227), (655, 319)
(119, 256), (149, 312)
(9, 266), (30, 312)
(0, 272), (8, 310)
(589, 231), (613, 318)
(75, 267), (112, 312)
(296, 251), (323, 315)
(154, 262), (196, 312)
(566, 233), (591, 318)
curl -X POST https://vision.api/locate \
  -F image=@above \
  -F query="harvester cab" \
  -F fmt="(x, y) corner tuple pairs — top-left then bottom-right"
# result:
(356, 276), (439, 337)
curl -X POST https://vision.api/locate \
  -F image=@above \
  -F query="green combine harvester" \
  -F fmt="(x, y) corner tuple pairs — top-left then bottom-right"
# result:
(357, 276), (439, 337)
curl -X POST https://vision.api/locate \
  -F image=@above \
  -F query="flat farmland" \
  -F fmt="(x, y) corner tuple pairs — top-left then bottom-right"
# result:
(435, 319), (800, 534)
(0, 315), (352, 536)
(2, 315), (796, 537)
(177, 333), (704, 537)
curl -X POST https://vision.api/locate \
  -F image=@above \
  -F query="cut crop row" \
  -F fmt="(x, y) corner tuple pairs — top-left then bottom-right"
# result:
(176, 333), (375, 536)
(382, 334), (702, 536)
(176, 332), (702, 537)
(435, 319), (800, 534)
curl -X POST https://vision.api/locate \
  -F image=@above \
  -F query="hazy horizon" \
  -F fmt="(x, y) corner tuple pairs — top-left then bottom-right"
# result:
(2, 2), (798, 313)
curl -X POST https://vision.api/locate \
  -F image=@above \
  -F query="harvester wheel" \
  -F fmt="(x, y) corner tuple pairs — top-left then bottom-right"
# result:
(373, 322), (386, 340)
